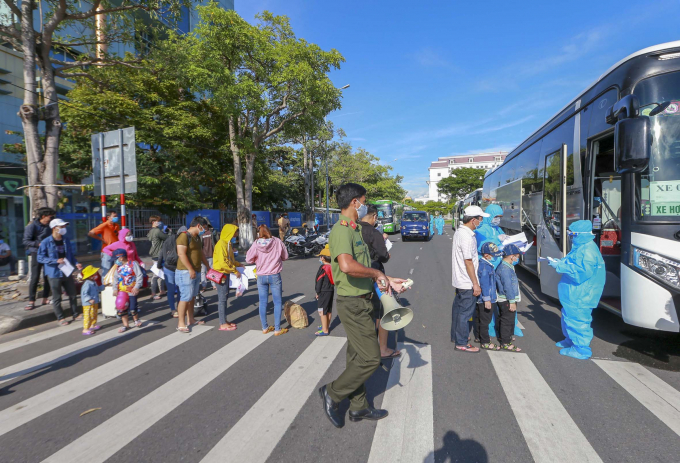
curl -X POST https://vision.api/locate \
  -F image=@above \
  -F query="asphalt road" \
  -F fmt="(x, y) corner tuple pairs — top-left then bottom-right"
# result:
(0, 228), (678, 463)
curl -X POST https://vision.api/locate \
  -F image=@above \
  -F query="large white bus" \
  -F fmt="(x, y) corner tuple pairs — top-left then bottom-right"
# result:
(482, 41), (680, 332)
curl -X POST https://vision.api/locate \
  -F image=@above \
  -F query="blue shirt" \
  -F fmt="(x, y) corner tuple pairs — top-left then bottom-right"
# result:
(37, 235), (79, 278)
(81, 279), (105, 305)
(477, 258), (497, 303)
(495, 260), (520, 303)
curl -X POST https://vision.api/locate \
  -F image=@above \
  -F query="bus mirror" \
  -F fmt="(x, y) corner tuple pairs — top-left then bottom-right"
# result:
(614, 116), (651, 173)
(606, 95), (640, 125)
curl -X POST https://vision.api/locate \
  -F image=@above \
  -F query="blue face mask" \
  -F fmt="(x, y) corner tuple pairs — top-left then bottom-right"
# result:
(115, 258), (124, 266)
(231, 237), (237, 244)
(111, 217), (119, 223)
(512, 257), (520, 266)
(0, 240), (3, 244)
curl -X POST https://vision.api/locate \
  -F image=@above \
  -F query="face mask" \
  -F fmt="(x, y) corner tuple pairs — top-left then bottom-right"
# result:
(355, 200), (368, 220)
(198, 226), (205, 237)
(231, 237), (237, 244)
(513, 257), (520, 266)
(125, 235), (133, 242)
(58, 228), (68, 236)
(491, 217), (501, 226)
(156, 221), (164, 229)
(115, 258), (124, 266)
(111, 217), (119, 223)
(319, 259), (324, 265)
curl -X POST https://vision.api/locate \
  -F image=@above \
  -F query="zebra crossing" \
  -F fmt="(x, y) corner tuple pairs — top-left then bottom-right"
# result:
(0, 321), (679, 463)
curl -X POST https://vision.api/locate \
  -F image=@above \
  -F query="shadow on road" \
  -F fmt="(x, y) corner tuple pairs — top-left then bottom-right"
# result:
(425, 430), (488, 463)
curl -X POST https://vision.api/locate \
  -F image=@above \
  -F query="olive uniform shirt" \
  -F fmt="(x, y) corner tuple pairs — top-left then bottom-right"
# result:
(176, 231), (203, 271)
(329, 214), (373, 297)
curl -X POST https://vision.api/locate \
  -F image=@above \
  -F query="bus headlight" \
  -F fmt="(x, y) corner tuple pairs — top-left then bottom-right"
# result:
(633, 247), (680, 289)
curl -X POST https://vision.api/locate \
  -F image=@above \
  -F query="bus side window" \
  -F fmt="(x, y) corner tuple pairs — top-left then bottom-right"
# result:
(543, 152), (562, 243)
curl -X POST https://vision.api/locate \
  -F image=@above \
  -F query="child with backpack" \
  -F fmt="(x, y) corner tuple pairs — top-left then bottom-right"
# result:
(80, 265), (105, 336)
(495, 244), (524, 352)
(111, 248), (144, 332)
(315, 245), (334, 336)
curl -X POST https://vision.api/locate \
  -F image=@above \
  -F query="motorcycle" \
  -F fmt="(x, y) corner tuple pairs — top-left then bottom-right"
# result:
(284, 229), (328, 257)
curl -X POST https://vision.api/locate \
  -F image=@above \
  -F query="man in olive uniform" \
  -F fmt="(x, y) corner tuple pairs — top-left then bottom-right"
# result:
(319, 183), (408, 428)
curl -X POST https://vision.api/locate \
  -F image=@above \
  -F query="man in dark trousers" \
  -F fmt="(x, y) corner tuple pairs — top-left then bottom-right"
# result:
(319, 183), (408, 428)
(22, 207), (55, 311)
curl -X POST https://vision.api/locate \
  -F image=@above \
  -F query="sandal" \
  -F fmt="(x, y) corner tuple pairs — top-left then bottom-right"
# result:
(118, 326), (129, 333)
(153, 295), (161, 300)
(172, 311), (179, 318)
(501, 344), (522, 352)
(315, 330), (329, 336)
(58, 319), (69, 326)
(218, 324), (237, 331)
(381, 350), (401, 359)
(193, 320), (206, 326)
(135, 320), (143, 328)
(455, 344), (480, 353)
(481, 343), (501, 351)
(24, 303), (35, 311)
(92, 325), (102, 331)
(262, 326), (274, 334)
(274, 328), (288, 336)
(82, 330), (95, 336)
(176, 326), (190, 333)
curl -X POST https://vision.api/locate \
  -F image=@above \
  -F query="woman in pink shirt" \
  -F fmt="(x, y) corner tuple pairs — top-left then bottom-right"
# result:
(103, 229), (143, 266)
(246, 225), (289, 336)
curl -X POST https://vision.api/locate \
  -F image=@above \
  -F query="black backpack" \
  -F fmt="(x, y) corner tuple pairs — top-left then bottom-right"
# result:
(163, 234), (179, 268)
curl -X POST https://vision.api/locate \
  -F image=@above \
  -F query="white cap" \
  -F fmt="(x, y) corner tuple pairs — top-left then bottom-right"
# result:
(49, 218), (69, 229)
(463, 205), (490, 218)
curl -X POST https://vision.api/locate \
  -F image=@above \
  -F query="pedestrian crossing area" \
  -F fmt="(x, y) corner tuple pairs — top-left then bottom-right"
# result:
(0, 324), (679, 462)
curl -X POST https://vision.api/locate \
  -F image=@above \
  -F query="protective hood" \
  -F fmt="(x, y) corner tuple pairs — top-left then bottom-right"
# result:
(254, 238), (277, 253)
(118, 229), (130, 242)
(220, 224), (238, 243)
(482, 204), (503, 226)
(569, 220), (595, 247)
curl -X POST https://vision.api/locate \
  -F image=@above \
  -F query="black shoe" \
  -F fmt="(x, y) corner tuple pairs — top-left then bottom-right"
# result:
(319, 386), (344, 428)
(349, 407), (388, 422)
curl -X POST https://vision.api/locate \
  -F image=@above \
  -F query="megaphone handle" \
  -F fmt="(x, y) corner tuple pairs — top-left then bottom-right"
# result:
(373, 282), (383, 299)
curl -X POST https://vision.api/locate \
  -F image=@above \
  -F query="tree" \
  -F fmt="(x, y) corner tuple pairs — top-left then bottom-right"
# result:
(437, 167), (486, 201)
(0, 0), (189, 215)
(173, 5), (344, 247)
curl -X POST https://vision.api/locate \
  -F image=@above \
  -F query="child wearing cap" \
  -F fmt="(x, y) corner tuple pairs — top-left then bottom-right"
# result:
(315, 245), (334, 336)
(476, 241), (502, 350)
(112, 248), (144, 332)
(80, 265), (105, 335)
(495, 244), (523, 352)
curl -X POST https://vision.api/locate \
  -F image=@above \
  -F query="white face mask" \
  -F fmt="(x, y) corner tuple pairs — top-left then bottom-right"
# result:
(491, 217), (501, 226)
(355, 200), (368, 220)
(125, 235), (133, 242)
(58, 228), (67, 236)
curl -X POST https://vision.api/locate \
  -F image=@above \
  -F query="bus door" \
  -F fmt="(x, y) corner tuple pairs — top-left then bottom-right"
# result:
(588, 135), (622, 308)
(538, 144), (568, 298)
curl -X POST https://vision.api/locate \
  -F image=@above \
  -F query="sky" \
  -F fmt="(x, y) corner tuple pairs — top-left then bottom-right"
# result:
(237, 0), (680, 199)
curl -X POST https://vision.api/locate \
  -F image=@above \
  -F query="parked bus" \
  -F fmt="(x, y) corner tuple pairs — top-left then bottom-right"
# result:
(369, 200), (407, 233)
(481, 41), (680, 333)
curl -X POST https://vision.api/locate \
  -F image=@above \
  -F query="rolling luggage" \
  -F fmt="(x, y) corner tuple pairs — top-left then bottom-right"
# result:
(101, 286), (118, 318)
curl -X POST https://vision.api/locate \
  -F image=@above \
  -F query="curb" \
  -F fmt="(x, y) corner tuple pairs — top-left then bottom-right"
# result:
(0, 307), (79, 335)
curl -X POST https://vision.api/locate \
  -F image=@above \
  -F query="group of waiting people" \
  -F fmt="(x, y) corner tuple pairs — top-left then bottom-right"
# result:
(451, 203), (606, 359)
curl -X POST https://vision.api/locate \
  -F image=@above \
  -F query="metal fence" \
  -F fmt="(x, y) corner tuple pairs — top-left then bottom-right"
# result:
(129, 208), (187, 238)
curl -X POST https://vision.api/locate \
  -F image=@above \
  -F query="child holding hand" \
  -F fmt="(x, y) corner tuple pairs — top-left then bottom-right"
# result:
(80, 265), (105, 336)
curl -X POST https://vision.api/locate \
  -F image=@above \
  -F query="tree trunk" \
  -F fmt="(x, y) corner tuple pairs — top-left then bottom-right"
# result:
(228, 116), (252, 249)
(302, 142), (311, 218)
(310, 151), (315, 215)
(240, 151), (256, 248)
(18, 0), (45, 215)
(38, 58), (61, 210)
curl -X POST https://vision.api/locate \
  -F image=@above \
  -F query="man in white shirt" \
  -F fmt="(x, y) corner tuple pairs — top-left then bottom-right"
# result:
(451, 205), (489, 352)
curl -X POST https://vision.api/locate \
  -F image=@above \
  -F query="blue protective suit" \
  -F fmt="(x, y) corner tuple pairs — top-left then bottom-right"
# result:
(430, 215), (435, 236)
(474, 204), (523, 338)
(549, 220), (606, 360)
(436, 216), (444, 235)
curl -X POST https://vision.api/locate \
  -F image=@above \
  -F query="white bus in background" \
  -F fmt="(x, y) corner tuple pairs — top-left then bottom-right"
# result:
(482, 41), (680, 332)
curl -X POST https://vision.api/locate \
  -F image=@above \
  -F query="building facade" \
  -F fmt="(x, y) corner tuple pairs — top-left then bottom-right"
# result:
(426, 152), (508, 202)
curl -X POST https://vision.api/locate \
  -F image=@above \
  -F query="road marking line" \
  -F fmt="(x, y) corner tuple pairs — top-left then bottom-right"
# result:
(593, 360), (680, 436)
(368, 342), (434, 463)
(290, 295), (305, 303)
(516, 320), (525, 330)
(488, 352), (603, 463)
(42, 330), (269, 463)
(409, 269), (414, 275)
(415, 256), (419, 260)
(0, 325), (212, 437)
(201, 336), (347, 463)
(0, 323), (91, 355)
(0, 319), (162, 385)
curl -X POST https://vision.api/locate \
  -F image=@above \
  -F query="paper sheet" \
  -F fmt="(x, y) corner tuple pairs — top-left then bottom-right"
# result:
(502, 232), (528, 246)
(230, 267), (249, 292)
(243, 265), (257, 280)
(519, 242), (533, 253)
(150, 263), (165, 280)
(59, 258), (74, 277)
(385, 239), (393, 252)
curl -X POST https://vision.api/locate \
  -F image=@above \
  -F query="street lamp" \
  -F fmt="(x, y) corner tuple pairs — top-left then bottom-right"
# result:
(324, 84), (350, 229)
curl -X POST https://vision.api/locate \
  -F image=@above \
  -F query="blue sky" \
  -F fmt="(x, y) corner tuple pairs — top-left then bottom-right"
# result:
(237, 0), (680, 198)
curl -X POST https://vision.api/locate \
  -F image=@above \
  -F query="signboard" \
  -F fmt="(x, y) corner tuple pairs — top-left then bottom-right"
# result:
(91, 127), (137, 195)
(186, 209), (221, 230)
(314, 212), (325, 226)
(0, 174), (25, 197)
(288, 212), (303, 227)
(649, 180), (680, 216)
(252, 211), (271, 228)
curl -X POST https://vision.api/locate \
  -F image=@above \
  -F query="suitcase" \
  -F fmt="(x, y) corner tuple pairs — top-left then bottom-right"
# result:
(194, 294), (210, 317)
(101, 286), (118, 318)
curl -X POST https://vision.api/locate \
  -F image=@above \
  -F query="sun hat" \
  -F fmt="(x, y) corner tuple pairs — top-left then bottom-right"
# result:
(463, 205), (490, 218)
(317, 244), (331, 257)
(81, 265), (100, 280)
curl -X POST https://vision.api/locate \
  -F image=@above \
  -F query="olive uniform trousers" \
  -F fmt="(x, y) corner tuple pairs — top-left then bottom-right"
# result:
(327, 295), (381, 411)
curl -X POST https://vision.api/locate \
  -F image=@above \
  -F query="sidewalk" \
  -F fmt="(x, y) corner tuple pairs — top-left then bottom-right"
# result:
(0, 252), (250, 335)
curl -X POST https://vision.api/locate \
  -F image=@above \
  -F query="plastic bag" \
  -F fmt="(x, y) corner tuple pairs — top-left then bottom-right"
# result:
(103, 265), (118, 286)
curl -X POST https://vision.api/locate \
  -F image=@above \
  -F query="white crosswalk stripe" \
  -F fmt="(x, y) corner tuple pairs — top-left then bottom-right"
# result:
(488, 351), (603, 463)
(0, 325), (212, 437)
(42, 330), (269, 463)
(0, 322), (91, 356)
(201, 336), (346, 463)
(0, 318), (162, 385)
(593, 359), (680, 437)
(368, 342), (434, 463)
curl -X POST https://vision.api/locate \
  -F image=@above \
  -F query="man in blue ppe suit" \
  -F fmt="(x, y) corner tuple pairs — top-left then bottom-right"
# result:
(473, 204), (523, 338)
(548, 220), (606, 360)
(430, 214), (435, 236)
(436, 215), (444, 235)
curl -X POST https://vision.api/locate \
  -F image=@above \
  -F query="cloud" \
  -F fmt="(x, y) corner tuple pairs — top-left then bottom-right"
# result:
(449, 144), (519, 156)
(332, 111), (363, 119)
(469, 115), (534, 135)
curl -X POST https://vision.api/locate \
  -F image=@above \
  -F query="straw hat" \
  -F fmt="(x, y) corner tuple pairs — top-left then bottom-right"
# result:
(81, 265), (100, 280)
(317, 244), (331, 257)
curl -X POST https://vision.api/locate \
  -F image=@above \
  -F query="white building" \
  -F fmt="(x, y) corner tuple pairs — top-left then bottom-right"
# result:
(426, 152), (508, 202)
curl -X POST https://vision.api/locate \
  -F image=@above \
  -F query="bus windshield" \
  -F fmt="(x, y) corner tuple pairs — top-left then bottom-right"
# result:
(376, 204), (393, 220)
(403, 212), (428, 222)
(634, 71), (680, 221)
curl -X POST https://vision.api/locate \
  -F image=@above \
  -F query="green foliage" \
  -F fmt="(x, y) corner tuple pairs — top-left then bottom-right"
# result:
(405, 200), (449, 216)
(437, 167), (486, 200)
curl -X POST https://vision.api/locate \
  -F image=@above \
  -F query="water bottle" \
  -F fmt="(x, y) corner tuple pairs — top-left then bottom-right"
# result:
(18, 259), (27, 277)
